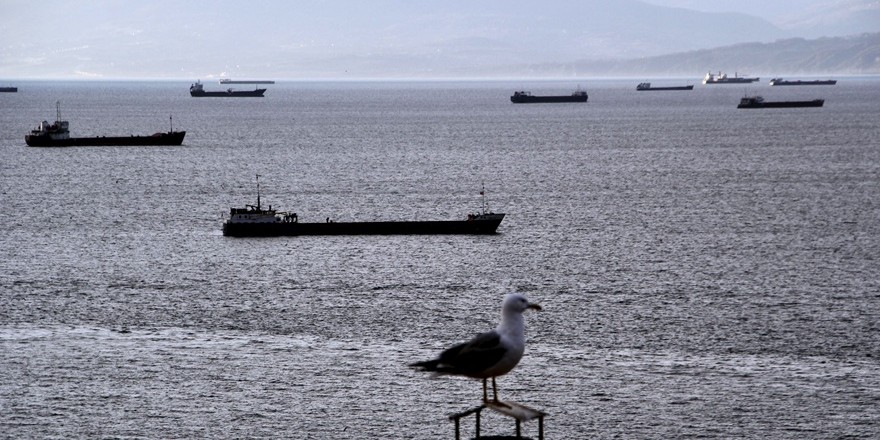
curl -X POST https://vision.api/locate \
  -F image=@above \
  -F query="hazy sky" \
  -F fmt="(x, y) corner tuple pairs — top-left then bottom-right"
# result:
(642, 0), (826, 20)
(0, 0), (875, 79)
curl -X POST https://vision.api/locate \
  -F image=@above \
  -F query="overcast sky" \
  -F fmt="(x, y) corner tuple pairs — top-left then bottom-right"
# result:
(0, 0), (874, 79)
(643, 0), (825, 19)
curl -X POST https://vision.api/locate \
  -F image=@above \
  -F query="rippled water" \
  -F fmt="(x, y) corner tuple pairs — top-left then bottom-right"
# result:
(1, 79), (879, 438)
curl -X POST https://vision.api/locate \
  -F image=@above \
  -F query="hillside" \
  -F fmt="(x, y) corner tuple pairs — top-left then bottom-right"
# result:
(505, 33), (880, 78)
(0, 0), (788, 79)
(1, 1), (876, 79)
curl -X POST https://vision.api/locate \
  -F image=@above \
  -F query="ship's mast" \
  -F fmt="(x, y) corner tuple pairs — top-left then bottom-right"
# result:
(55, 101), (61, 122)
(480, 182), (489, 214)
(169, 115), (173, 133)
(256, 174), (262, 210)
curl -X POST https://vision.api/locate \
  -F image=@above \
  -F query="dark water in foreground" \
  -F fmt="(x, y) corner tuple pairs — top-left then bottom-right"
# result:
(1, 79), (879, 438)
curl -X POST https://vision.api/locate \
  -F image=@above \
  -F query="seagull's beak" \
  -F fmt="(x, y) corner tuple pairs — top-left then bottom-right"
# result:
(527, 303), (542, 312)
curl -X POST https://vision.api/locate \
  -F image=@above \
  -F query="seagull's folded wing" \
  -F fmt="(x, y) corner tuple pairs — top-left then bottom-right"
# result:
(437, 331), (507, 377)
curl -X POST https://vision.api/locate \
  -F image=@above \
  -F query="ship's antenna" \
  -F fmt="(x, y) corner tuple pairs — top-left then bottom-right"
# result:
(256, 174), (262, 210)
(480, 181), (488, 214)
(56, 101), (61, 122)
(169, 115), (173, 133)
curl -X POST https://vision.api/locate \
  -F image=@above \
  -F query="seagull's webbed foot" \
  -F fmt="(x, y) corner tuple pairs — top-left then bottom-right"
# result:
(488, 377), (511, 408)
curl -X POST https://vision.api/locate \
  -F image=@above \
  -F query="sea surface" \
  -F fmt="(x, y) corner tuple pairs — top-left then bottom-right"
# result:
(1, 78), (879, 439)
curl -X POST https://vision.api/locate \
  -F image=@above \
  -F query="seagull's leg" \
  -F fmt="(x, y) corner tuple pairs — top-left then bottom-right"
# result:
(492, 377), (510, 408)
(482, 378), (488, 403)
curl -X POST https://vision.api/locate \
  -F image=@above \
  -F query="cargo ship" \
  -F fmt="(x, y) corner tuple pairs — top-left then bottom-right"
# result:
(769, 78), (837, 86)
(222, 178), (505, 237)
(189, 80), (266, 97)
(219, 78), (275, 84)
(737, 96), (824, 109)
(703, 71), (759, 84)
(0, 86), (17, 92)
(25, 102), (186, 147)
(510, 89), (588, 103)
(636, 82), (694, 91)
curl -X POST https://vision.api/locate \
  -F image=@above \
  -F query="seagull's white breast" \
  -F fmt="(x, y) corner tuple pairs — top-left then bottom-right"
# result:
(482, 332), (525, 377)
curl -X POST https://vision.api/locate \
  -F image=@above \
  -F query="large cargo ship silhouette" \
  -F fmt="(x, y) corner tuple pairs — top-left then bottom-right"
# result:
(222, 177), (505, 237)
(25, 102), (186, 147)
(510, 88), (588, 103)
(190, 80), (266, 97)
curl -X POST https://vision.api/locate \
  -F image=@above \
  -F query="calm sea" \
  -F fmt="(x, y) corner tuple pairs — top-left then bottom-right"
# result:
(1, 78), (879, 439)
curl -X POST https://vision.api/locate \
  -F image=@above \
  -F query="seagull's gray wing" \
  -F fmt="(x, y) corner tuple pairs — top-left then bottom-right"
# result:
(434, 330), (508, 377)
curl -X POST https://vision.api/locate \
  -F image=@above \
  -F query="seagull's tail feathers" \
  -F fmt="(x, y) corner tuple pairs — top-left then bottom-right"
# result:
(410, 359), (467, 377)
(409, 359), (441, 372)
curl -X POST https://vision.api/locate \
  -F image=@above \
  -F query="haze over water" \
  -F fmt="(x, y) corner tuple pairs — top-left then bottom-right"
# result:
(1, 79), (879, 438)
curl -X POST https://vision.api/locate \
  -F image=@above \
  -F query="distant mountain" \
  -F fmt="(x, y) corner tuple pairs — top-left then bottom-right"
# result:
(774, 0), (880, 38)
(505, 33), (880, 78)
(0, 0), (790, 79)
(382, 0), (789, 61)
(642, 0), (880, 38)
(1, 0), (875, 79)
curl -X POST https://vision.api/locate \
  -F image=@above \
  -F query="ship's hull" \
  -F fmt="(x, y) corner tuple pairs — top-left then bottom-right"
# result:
(0, 87), (17, 92)
(190, 89), (266, 97)
(738, 100), (824, 109)
(637, 85), (694, 91)
(770, 80), (837, 86)
(510, 95), (587, 103)
(25, 131), (186, 147)
(704, 78), (759, 84)
(223, 215), (505, 237)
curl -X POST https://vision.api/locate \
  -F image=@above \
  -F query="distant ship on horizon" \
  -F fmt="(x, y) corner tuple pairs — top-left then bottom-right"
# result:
(737, 95), (825, 109)
(636, 82), (694, 91)
(703, 71), (760, 84)
(189, 80), (266, 97)
(510, 88), (588, 103)
(219, 78), (275, 84)
(769, 78), (837, 86)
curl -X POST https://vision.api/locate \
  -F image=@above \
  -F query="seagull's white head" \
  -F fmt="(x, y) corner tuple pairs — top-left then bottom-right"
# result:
(501, 293), (542, 315)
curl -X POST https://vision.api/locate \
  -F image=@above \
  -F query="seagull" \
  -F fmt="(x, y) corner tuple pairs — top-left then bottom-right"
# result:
(410, 293), (542, 403)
